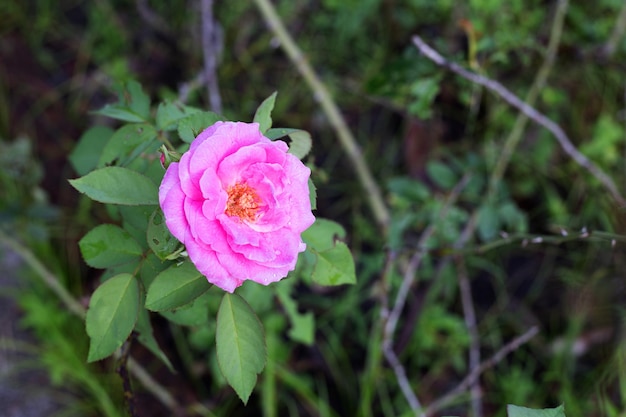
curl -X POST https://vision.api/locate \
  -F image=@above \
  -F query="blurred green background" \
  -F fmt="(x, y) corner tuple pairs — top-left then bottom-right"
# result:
(1, 0), (626, 416)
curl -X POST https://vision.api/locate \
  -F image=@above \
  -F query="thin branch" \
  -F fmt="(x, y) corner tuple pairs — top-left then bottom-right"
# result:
(252, 0), (391, 233)
(0, 229), (200, 416)
(178, 72), (206, 104)
(487, 0), (569, 199)
(456, 256), (482, 417)
(423, 326), (539, 416)
(201, 0), (223, 114)
(382, 342), (425, 416)
(117, 339), (138, 417)
(411, 35), (626, 207)
(135, 0), (172, 37)
(381, 174), (470, 416)
(385, 174), (471, 340)
(0, 228), (86, 319)
(601, 0), (626, 58)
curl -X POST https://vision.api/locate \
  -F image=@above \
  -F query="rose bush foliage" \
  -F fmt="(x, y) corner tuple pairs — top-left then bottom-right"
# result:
(159, 121), (315, 292)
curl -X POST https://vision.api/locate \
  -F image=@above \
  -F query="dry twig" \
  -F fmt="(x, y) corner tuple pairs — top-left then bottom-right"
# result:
(423, 326), (539, 416)
(601, 0), (626, 58)
(411, 35), (626, 207)
(456, 256), (482, 417)
(201, 0), (223, 114)
(381, 174), (470, 416)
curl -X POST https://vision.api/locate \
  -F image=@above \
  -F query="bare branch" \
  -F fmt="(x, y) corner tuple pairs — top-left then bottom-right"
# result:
(411, 35), (626, 207)
(382, 340), (426, 416)
(381, 174), (470, 415)
(601, 1), (626, 58)
(424, 326), (540, 416)
(385, 174), (471, 340)
(456, 256), (482, 417)
(201, 0), (223, 114)
(135, 0), (172, 37)
(487, 0), (569, 198)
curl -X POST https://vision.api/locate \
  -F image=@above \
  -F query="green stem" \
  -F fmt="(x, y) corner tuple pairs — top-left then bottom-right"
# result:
(252, 0), (391, 234)
(487, 0), (569, 199)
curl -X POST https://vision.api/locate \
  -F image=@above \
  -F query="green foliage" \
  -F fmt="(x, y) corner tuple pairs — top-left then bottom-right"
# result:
(18, 290), (125, 417)
(86, 273), (140, 362)
(408, 76), (441, 119)
(93, 80), (151, 123)
(266, 127), (313, 159)
(63, 81), (353, 411)
(177, 111), (222, 143)
(216, 293), (267, 404)
(69, 167), (159, 205)
(69, 126), (115, 176)
(147, 208), (182, 261)
(507, 404), (566, 417)
(134, 308), (175, 371)
(6, 0), (626, 415)
(302, 218), (356, 286)
(253, 91), (278, 133)
(79, 224), (143, 268)
(275, 280), (315, 345)
(145, 261), (212, 311)
(98, 123), (158, 168)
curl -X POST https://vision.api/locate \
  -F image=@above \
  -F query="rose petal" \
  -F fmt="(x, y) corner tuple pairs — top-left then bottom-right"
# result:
(158, 121), (315, 293)
(186, 239), (242, 292)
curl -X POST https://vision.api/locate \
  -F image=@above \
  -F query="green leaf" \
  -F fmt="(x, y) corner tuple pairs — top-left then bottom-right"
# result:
(266, 128), (313, 159)
(69, 126), (114, 176)
(477, 203), (500, 241)
(145, 261), (212, 311)
(156, 101), (200, 131)
(408, 76), (441, 119)
(216, 293), (266, 404)
(309, 178), (317, 211)
(302, 218), (347, 252)
(86, 273), (139, 362)
(94, 80), (151, 122)
(253, 91), (277, 133)
(139, 252), (172, 289)
(98, 123), (158, 168)
(582, 114), (623, 164)
(124, 80), (151, 120)
(387, 177), (431, 202)
(177, 111), (221, 143)
(311, 242), (356, 286)
(156, 101), (185, 130)
(79, 224), (143, 268)
(265, 127), (299, 140)
(507, 404), (565, 417)
(159, 291), (211, 326)
(276, 282), (314, 345)
(147, 208), (181, 260)
(135, 308), (175, 372)
(69, 166), (159, 205)
(93, 105), (147, 123)
(301, 218), (355, 286)
(119, 205), (153, 234)
(286, 129), (312, 159)
(426, 161), (457, 190)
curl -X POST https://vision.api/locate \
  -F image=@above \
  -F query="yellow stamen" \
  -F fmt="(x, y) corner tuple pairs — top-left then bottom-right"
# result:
(225, 183), (261, 222)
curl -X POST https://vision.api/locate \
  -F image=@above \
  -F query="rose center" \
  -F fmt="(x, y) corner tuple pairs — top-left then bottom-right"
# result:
(225, 182), (261, 222)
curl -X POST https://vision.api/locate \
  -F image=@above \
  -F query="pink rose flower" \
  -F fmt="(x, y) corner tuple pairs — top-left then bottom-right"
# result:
(159, 121), (315, 292)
